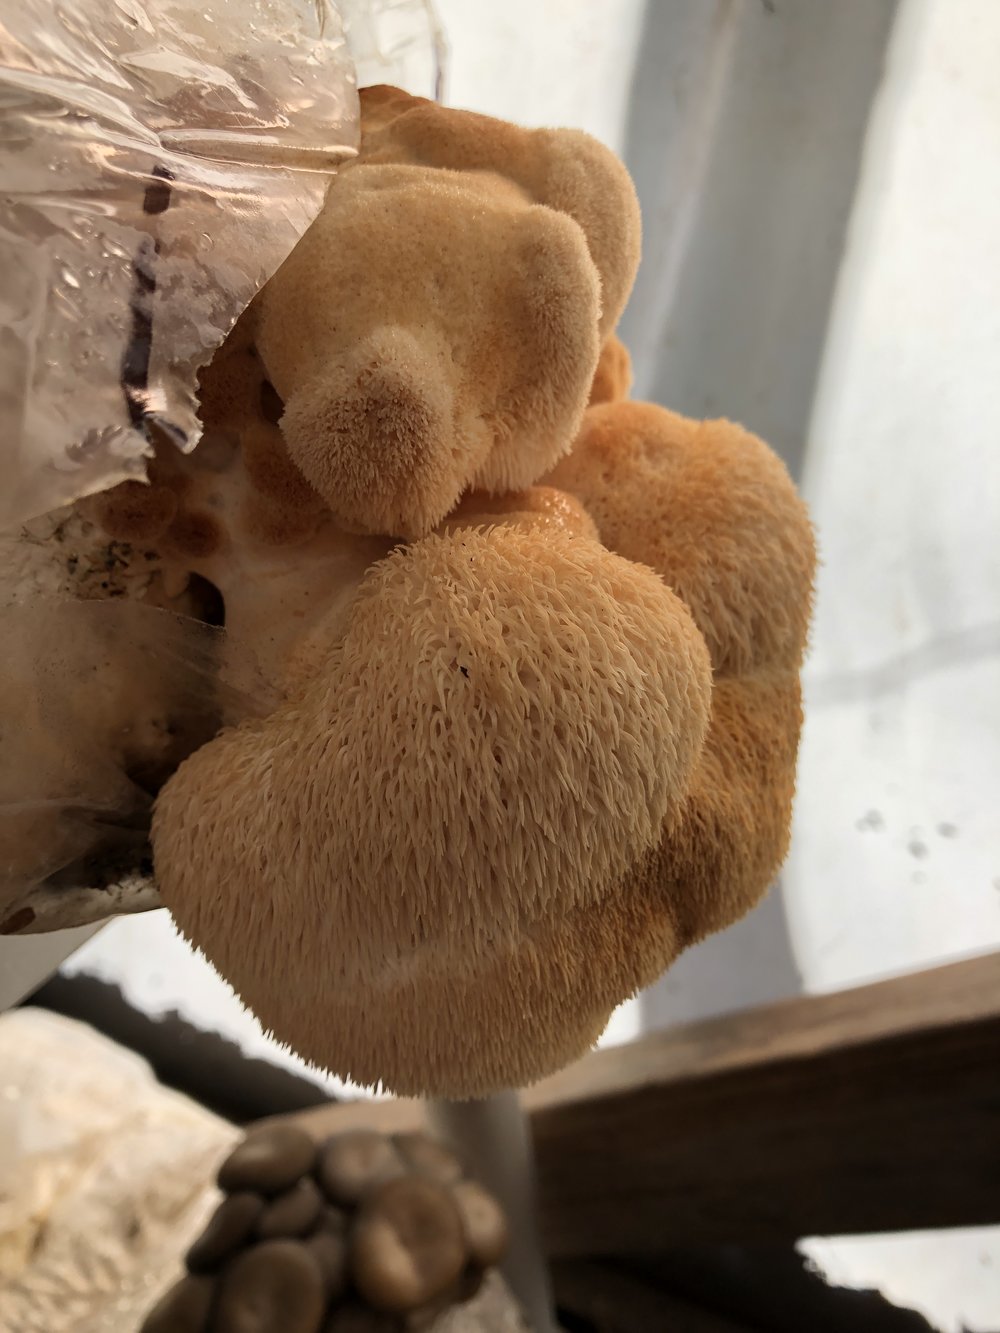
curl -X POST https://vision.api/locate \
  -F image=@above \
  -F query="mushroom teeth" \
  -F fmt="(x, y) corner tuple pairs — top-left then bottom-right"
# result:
(152, 523), (713, 1097)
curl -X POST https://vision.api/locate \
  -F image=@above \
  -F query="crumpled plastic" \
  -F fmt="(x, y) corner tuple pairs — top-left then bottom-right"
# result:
(0, 0), (359, 531)
(0, 0), (447, 929)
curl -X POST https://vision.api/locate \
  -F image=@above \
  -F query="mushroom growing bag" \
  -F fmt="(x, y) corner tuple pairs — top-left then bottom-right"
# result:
(0, 0), (357, 929)
(0, 598), (279, 934)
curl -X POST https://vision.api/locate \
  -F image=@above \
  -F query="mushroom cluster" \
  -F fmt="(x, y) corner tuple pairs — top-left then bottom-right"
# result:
(142, 1124), (509, 1333)
(5, 85), (815, 1097)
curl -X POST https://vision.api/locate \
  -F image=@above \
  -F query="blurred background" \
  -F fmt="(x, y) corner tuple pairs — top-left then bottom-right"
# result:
(4, 1), (997, 1327)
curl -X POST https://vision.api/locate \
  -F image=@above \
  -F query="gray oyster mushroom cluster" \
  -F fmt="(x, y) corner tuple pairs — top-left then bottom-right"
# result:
(142, 1124), (510, 1333)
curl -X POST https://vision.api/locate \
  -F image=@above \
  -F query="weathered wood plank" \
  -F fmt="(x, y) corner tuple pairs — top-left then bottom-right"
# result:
(284, 952), (1000, 1255)
(551, 1260), (757, 1333)
(529, 948), (1000, 1112)
(532, 951), (1000, 1254)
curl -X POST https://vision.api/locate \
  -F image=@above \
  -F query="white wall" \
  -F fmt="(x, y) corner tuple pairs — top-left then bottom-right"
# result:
(433, 0), (646, 149)
(788, 2), (1000, 1326)
(786, 0), (1000, 991)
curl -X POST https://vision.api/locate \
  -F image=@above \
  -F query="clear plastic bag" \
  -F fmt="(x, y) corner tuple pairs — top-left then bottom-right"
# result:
(0, 0), (359, 530)
(0, 0), (447, 933)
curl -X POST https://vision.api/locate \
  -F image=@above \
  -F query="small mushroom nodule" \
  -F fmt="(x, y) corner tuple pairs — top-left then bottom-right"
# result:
(451, 1180), (509, 1267)
(186, 1191), (265, 1272)
(392, 1132), (464, 1186)
(256, 1176), (323, 1239)
(213, 1240), (325, 1333)
(305, 1230), (350, 1302)
(217, 1125), (318, 1195)
(350, 1177), (467, 1313)
(140, 1274), (216, 1333)
(318, 1131), (405, 1207)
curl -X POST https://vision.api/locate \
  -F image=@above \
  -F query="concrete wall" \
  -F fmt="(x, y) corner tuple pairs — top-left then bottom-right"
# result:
(786, 0), (1000, 996)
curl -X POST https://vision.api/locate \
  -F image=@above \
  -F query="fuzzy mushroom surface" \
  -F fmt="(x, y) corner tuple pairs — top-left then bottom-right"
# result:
(7, 84), (814, 1106)
(153, 520), (713, 1095)
(253, 85), (640, 538)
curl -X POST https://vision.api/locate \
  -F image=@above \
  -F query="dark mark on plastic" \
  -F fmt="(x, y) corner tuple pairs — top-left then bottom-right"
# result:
(121, 165), (186, 441)
(0, 906), (36, 935)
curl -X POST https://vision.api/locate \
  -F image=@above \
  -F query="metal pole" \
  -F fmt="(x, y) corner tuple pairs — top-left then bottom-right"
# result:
(428, 1090), (559, 1333)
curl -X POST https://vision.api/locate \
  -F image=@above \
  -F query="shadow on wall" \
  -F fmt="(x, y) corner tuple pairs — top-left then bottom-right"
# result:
(618, 0), (898, 1029)
(620, 0), (898, 477)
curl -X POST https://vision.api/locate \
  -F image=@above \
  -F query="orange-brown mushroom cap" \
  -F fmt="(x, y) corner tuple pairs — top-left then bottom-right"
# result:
(545, 400), (816, 949)
(545, 401), (815, 677)
(255, 165), (603, 539)
(356, 85), (642, 343)
(250, 85), (643, 541)
(152, 521), (712, 1096)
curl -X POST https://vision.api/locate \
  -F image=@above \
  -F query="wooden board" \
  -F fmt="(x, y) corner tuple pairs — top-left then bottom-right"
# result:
(283, 951), (1000, 1255)
(551, 1260), (757, 1333)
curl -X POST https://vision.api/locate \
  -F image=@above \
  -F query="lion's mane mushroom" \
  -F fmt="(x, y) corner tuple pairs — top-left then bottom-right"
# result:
(251, 85), (640, 539)
(152, 511), (713, 1096)
(356, 85), (640, 344)
(588, 334), (633, 406)
(46, 86), (813, 1103)
(543, 399), (816, 944)
(14, 81), (642, 930)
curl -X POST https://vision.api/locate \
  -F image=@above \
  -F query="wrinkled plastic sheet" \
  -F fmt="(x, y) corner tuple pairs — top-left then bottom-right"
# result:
(0, 1), (447, 935)
(0, 0), (359, 531)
